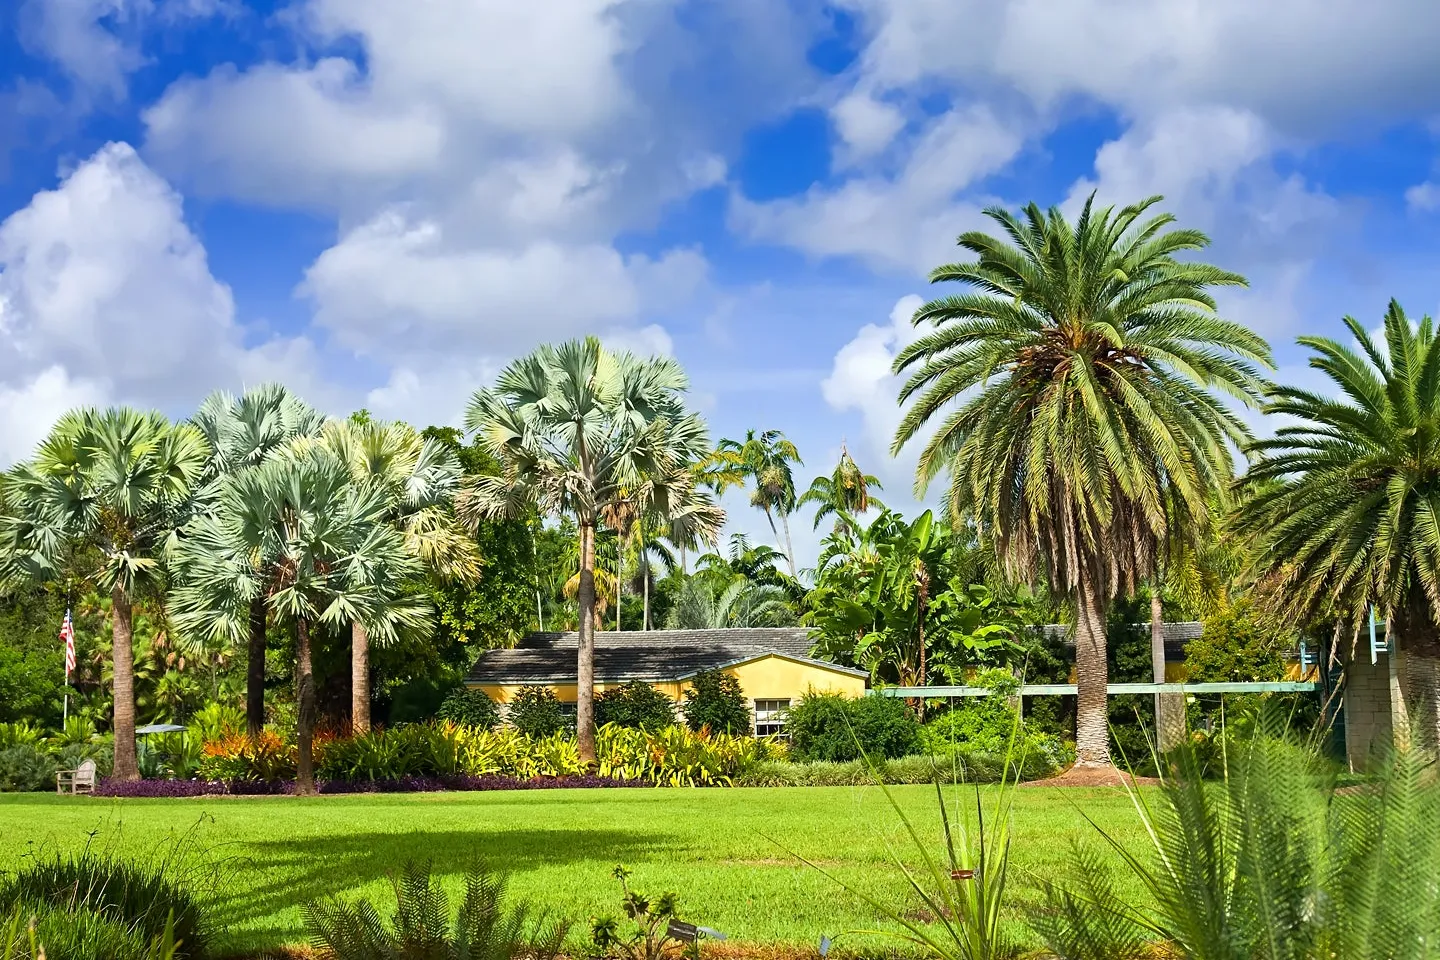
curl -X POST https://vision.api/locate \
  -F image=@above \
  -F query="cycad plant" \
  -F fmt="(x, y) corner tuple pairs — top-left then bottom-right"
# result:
(892, 195), (1271, 766)
(0, 408), (208, 780)
(462, 337), (722, 765)
(190, 384), (326, 734)
(1237, 301), (1440, 751)
(303, 862), (567, 960)
(169, 445), (430, 794)
(1038, 733), (1440, 959)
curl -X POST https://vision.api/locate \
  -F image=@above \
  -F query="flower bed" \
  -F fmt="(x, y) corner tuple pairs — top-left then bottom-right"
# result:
(94, 773), (650, 798)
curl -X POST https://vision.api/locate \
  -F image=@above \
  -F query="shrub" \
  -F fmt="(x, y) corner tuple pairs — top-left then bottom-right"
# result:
(303, 861), (567, 960)
(595, 682), (676, 731)
(1, 904), (184, 960)
(0, 849), (207, 959)
(198, 731), (296, 782)
(787, 692), (920, 762)
(680, 671), (750, 734)
(507, 688), (571, 738)
(0, 745), (56, 792)
(0, 723), (41, 750)
(436, 687), (501, 730)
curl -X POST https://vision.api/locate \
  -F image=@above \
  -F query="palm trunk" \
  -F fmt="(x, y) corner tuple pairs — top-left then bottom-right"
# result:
(351, 621), (370, 734)
(642, 553), (651, 630)
(780, 512), (798, 579)
(576, 520), (598, 767)
(1395, 601), (1440, 752)
(295, 616), (317, 796)
(616, 547), (623, 633)
(110, 585), (139, 781)
(1074, 566), (1111, 766)
(1151, 588), (1184, 751)
(246, 597), (267, 737)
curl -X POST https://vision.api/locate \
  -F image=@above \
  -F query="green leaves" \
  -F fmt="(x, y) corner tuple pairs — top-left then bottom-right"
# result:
(892, 195), (1271, 608)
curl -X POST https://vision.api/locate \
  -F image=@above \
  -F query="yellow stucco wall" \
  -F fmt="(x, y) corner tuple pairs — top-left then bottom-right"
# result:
(468, 654), (865, 706)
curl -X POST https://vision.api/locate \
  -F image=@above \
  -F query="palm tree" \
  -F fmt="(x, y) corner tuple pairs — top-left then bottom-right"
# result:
(892, 195), (1271, 766)
(0, 408), (208, 780)
(170, 445), (430, 794)
(319, 418), (479, 732)
(462, 337), (722, 765)
(798, 445), (883, 532)
(706, 430), (803, 578)
(190, 384), (326, 735)
(666, 577), (795, 629)
(1236, 301), (1440, 751)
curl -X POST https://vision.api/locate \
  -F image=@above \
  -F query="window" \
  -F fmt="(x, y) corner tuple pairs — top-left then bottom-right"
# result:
(753, 699), (791, 739)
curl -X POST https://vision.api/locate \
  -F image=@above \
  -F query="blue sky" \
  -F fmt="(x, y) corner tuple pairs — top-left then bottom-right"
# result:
(3, 0), (1440, 565)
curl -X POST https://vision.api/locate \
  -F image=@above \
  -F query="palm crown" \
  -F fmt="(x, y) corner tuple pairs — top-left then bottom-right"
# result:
(892, 194), (1272, 764)
(0, 407), (209, 781)
(1237, 300), (1440, 749)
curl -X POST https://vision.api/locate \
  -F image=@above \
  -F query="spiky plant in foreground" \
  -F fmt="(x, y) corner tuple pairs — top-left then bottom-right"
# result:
(303, 862), (567, 960)
(1038, 731), (1440, 959)
(1237, 300), (1440, 751)
(892, 195), (1272, 765)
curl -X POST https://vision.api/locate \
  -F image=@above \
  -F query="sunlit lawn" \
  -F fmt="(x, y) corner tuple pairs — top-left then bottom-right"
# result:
(0, 785), (1148, 957)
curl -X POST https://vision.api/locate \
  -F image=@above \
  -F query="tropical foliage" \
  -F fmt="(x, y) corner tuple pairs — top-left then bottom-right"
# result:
(462, 337), (723, 766)
(891, 195), (1272, 765)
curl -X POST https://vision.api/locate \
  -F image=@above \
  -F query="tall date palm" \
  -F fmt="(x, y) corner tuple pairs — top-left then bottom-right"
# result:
(0, 408), (208, 780)
(1237, 301), (1440, 751)
(892, 195), (1271, 766)
(462, 337), (722, 766)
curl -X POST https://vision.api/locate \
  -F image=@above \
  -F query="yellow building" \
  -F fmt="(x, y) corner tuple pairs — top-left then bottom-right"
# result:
(464, 627), (867, 736)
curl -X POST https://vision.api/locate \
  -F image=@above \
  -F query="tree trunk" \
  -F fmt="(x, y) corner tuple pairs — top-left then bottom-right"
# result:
(576, 520), (598, 767)
(616, 547), (623, 633)
(1395, 601), (1440, 752)
(1151, 588), (1185, 752)
(295, 617), (318, 796)
(110, 585), (139, 782)
(1074, 567), (1111, 766)
(246, 597), (267, 737)
(351, 621), (370, 734)
(642, 552), (651, 630)
(780, 513), (798, 579)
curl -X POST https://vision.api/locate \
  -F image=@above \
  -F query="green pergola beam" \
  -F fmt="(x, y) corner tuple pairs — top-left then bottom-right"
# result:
(873, 681), (1318, 697)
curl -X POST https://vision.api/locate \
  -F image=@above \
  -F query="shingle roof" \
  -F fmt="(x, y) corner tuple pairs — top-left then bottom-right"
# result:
(465, 627), (868, 685)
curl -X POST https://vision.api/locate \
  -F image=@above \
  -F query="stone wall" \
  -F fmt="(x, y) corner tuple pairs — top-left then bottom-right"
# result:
(1343, 646), (1394, 771)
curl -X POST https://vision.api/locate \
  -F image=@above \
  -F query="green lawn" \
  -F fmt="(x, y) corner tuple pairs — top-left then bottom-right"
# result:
(0, 785), (1147, 957)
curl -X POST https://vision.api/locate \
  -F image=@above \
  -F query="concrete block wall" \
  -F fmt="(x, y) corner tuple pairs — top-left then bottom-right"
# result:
(1343, 649), (1394, 771)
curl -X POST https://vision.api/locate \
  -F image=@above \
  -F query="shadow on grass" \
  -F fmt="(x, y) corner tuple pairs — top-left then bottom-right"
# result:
(210, 825), (670, 953)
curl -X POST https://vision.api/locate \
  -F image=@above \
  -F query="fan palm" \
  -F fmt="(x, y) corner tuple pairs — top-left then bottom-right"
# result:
(189, 384), (326, 734)
(1236, 301), (1440, 751)
(799, 445), (884, 532)
(318, 418), (480, 732)
(462, 337), (722, 765)
(892, 195), (1271, 765)
(169, 445), (431, 794)
(0, 408), (208, 780)
(705, 429), (804, 577)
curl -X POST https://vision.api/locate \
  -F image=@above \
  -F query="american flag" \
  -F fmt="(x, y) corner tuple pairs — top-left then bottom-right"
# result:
(61, 609), (75, 675)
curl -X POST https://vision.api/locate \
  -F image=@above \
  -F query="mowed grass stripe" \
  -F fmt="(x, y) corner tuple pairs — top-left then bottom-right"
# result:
(0, 785), (1146, 956)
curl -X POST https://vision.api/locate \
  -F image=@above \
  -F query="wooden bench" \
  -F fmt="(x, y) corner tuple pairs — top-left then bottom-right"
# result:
(56, 758), (97, 795)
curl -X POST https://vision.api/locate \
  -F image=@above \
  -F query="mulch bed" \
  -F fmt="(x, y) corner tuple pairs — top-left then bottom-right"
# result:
(1019, 763), (1160, 788)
